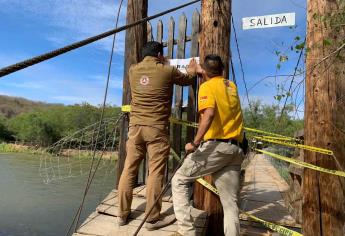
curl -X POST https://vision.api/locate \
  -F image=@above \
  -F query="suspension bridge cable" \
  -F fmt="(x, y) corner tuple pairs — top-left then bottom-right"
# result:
(64, 116), (123, 236)
(0, 0), (200, 78)
(74, 0), (125, 229)
(230, 51), (237, 86)
(231, 15), (250, 104)
(65, 0), (125, 234)
(277, 39), (305, 126)
(231, 15), (255, 121)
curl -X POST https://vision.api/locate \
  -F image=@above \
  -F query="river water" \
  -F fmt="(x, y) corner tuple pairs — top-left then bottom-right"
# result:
(0, 153), (116, 236)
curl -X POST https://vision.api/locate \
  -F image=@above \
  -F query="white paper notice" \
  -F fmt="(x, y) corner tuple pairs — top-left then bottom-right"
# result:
(169, 57), (200, 73)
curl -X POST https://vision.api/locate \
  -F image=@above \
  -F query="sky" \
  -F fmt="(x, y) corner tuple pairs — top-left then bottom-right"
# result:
(0, 0), (307, 117)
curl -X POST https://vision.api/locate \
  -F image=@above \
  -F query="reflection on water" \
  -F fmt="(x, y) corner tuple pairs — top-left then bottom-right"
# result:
(0, 153), (116, 236)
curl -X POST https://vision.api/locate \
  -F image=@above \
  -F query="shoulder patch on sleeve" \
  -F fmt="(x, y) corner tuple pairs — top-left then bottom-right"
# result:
(200, 95), (208, 101)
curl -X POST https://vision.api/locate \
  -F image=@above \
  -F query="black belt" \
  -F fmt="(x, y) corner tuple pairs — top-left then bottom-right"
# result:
(206, 139), (239, 146)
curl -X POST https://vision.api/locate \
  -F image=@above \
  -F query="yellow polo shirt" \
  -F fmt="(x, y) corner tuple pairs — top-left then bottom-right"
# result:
(198, 76), (244, 142)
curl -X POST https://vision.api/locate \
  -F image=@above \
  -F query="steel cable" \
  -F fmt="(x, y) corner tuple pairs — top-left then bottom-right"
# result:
(0, 0), (200, 78)
(65, 0), (125, 233)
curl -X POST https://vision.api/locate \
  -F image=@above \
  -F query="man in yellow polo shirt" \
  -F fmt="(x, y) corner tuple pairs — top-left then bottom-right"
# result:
(171, 55), (244, 236)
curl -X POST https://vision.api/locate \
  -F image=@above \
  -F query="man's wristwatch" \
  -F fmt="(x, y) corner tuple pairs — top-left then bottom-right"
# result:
(191, 141), (199, 149)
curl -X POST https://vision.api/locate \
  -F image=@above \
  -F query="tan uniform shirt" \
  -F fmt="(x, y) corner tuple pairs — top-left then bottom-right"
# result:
(129, 56), (195, 126)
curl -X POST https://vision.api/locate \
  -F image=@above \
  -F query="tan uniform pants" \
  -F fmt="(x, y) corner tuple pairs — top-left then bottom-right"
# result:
(118, 125), (170, 222)
(172, 141), (244, 236)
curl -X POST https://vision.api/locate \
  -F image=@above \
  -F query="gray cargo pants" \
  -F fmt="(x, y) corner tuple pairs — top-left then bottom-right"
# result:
(171, 141), (244, 236)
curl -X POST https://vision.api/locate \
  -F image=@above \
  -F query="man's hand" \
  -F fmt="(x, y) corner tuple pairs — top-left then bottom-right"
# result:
(185, 142), (197, 153)
(158, 55), (169, 64)
(187, 58), (202, 75)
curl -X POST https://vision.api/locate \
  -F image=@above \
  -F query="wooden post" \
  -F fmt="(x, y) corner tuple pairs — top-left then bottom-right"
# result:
(167, 17), (175, 60)
(303, 1), (345, 235)
(147, 22), (153, 42)
(194, 1), (231, 235)
(172, 14), (187, 168)
(157, 20), (163, 43)
(186, 10), (200, 143)
(199, 0), (231, 80)
(115, 0), (148, 188)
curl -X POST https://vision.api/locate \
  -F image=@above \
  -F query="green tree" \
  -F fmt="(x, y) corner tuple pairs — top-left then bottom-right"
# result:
(8, 112), (59, 146)
(6, 104), (122, 146)
(243, 100), (303, 137)
(0, 115), (12, 141)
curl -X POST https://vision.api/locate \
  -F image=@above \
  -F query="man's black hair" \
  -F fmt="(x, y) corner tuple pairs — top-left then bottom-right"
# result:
(142, 41), (163, 58)
(203, 54), (225, 77)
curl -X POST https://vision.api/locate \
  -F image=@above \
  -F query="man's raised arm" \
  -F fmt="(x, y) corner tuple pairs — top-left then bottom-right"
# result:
(172, 58), (202, 86)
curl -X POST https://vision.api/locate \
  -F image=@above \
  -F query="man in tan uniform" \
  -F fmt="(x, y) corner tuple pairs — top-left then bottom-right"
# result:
(117, 41), (198, 230)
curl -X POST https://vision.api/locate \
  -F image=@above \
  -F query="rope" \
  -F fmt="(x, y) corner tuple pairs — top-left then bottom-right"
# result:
(230, 51), (237, 86)
(231, 15), (257, 125)
(0, 0), (200, 78)
(66, 0), (125, 233)
(231, 15), (250, 108)
(231, 15), (256, 125)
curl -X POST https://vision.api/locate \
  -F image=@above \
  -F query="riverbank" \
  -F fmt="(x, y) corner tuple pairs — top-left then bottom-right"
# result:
(0, 143), (118, 160)
(0, 142), (47, 155)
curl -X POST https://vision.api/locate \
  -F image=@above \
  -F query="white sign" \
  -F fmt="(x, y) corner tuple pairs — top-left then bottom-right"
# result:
(169, 57), (200, 73)
(242, 12), (295, 30)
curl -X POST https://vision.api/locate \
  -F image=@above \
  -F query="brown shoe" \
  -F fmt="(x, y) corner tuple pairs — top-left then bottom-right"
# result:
(145, 214), (176, 231)
(169, 232), (183, 236)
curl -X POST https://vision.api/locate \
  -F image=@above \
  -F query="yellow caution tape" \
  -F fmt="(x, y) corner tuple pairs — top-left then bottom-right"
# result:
(122, 105), (290, 139)
(195, 178), (219, 195)
(243, 127), (295, 139)
(256, 149), (345, 177)
(238, 128), (290, 141)
(169, 117), (198, 128)
(169, 148), (303, 236)
(260, 135), (299, 142)
(124, 105), (333, 157)
(121, 105), (131, 112)
(167, 117), (333, 156)
(170, 148), (182, 162)
(168, 116), (295, 142)
(240, 211), (303, 236)
(253, 136), (333, 156)
(197, 178), (303, 236)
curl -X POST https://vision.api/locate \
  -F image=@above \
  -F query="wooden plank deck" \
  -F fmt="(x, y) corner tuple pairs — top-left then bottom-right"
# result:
(73, 187), (208, 236)
(239, 154), (301, 229)
(74, 154), (300, 236)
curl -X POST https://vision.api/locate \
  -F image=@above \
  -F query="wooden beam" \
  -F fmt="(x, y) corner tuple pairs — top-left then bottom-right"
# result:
(172, 14), (187, 168)
(167, 17), (175, 59)
(115, 0), (148, 188)
(303, 1), (345, 235)
(199, 0), (231, 80)
(157, 20), (163, 43)
(194, 1), (231, 235)
(186, 10), (200, 143)
(147, 22), (153, 42)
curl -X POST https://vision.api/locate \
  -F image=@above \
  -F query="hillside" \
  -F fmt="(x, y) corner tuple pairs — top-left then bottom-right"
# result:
(0, 95), (60, 118)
